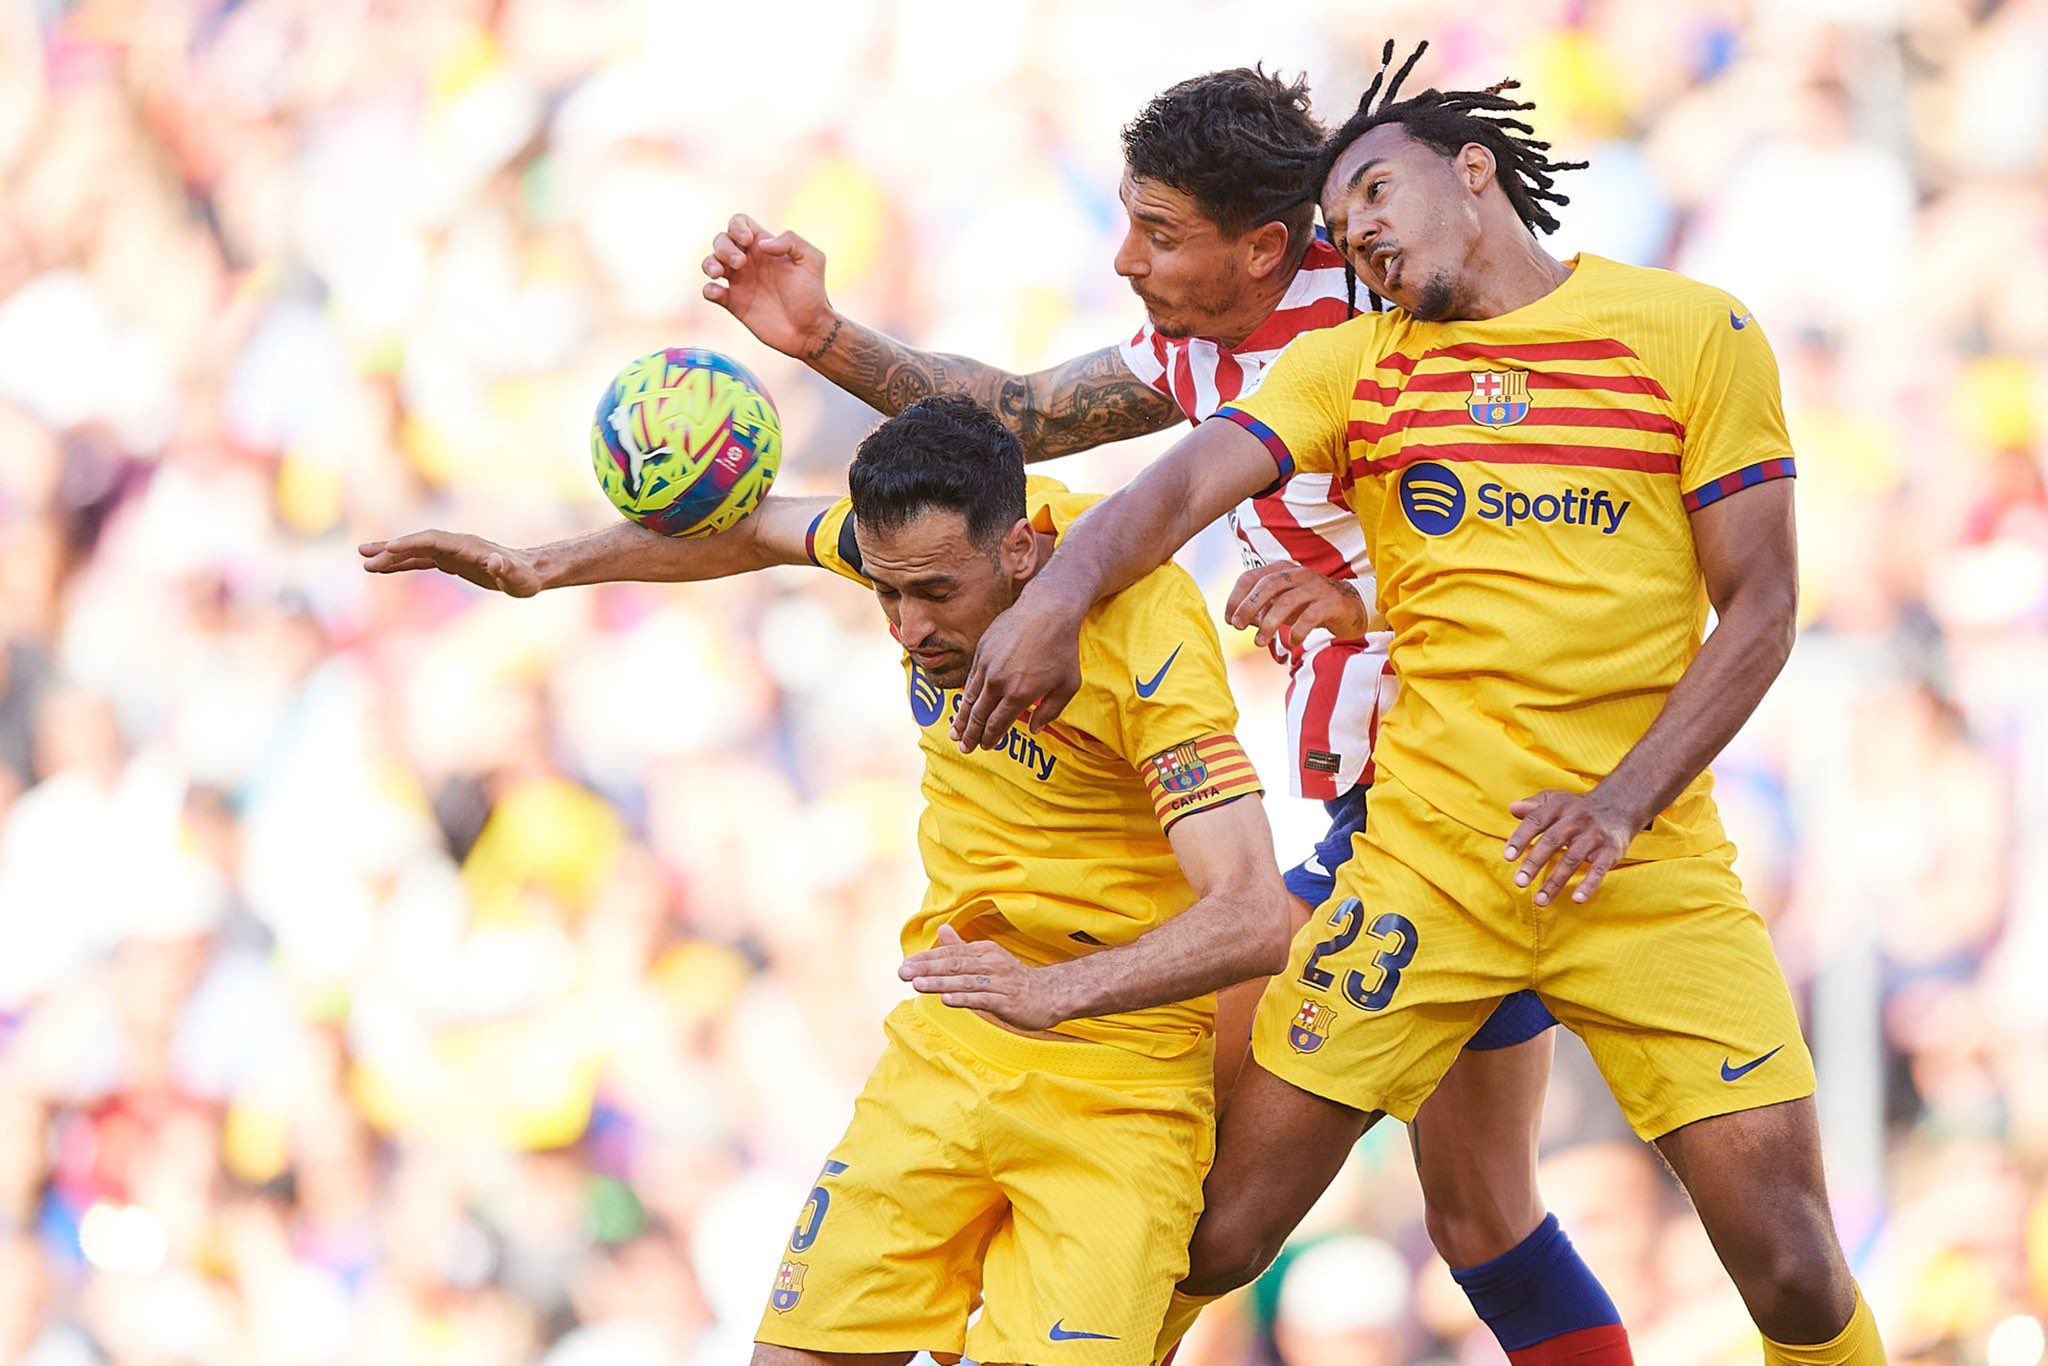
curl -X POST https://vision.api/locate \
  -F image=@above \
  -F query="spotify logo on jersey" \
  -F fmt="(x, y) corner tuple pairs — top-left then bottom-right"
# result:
(1399, 462), (1467, 535)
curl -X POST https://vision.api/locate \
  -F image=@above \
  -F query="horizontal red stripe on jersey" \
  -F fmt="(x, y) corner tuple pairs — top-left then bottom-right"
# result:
(1352, 441), (1681, 479)
(1355, 371), (1675, 405)
(1377, 338), (1643, 375)
(1347, 406), (1684, 443)
(1682, 456), (1796, 512)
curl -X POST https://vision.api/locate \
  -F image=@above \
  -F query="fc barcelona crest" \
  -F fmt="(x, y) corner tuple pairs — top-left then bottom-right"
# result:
(1468, 370), (1531, 427)
(1288, 997), (1335, 1054)
(770, 1260), (808, 1313)
(1150, 741), (1209, 794)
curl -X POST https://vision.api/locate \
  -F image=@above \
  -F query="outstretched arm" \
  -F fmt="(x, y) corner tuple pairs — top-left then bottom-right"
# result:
(703, 213), (1181, 459)
(898, 795), (1293, 1029)
(1504, 480), (1798, 905)
(358, 494), (838, 595)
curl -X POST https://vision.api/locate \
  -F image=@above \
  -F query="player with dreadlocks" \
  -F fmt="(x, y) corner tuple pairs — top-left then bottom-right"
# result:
(960, 41), (1886, 1365)
(683, 63), (1636, 1359)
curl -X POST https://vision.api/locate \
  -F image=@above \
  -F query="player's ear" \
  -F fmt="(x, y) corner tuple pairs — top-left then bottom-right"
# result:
(1458, 142), (1496, 194)
(998, 517), (1035, 579)
(1243, 218), (1293, 281)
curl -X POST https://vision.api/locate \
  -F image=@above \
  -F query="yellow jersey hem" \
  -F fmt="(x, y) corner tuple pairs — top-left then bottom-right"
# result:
(905, 995), (1214, 1086)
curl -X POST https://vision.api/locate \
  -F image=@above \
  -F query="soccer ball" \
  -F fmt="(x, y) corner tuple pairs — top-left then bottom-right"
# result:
(590, 347), (782, 538)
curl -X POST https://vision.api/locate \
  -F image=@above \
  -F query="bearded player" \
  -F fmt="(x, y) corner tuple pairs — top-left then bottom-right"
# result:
(365, 396), (1294, 1364)
(958, 44), (1886, 1366)
(701, 66), (1627, 1361)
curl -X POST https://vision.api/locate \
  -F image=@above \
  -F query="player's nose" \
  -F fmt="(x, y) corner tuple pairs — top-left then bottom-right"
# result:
(1112, 227), (1147, 279)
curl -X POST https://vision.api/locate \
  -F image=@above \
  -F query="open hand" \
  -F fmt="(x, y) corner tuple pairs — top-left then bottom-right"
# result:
(358, 531), (542, 597)
(1503, 787), (1648, 906)
(900, 925), (1068, 1031)
(701, 213), (838, 360)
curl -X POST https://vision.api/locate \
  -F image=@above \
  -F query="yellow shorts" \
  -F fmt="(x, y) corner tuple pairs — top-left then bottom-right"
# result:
(1252, 773), (1816, 1140)
(755, 993), (1215, 1364)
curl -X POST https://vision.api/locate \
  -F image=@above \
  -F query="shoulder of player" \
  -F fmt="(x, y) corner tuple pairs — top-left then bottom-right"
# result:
(1584, 256), (1753, 331)
(1075, 560), (1210, 671)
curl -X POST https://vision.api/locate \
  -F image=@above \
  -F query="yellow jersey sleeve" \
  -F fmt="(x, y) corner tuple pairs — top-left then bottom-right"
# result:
(1675, 300), (1797, 512)
(1080, 569), (1263, 831)
(803, 497), (871, 586)
(1215, 316), (1377, 481)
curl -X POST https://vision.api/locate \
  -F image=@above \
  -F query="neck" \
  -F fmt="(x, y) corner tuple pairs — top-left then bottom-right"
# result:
(1207, 252), (1304, 347)
(1452, 227), (1572, 321)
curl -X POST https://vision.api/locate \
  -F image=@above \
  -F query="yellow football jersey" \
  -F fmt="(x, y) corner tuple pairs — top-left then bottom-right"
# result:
(805, 479), (1263, 1058)
(1222, 254), (1793, 858)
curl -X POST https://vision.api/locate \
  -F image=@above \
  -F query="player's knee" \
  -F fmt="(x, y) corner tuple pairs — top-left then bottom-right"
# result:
(1423, 1198), (1532, 1271)
(1413, 1143), (1542, 1268)
(1181, 1215), (1284, 1297)
(1722, 1209), (1853, 1329)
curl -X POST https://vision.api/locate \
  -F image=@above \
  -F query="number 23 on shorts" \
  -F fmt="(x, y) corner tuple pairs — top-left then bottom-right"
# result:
(1298, 898), (1419, 1011)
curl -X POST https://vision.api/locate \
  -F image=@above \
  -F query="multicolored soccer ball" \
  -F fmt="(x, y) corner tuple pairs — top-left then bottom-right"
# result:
(590, 347), (782, 538)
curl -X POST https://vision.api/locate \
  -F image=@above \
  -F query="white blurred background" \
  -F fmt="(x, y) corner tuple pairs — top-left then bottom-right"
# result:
(0, 0), (2045, 1362)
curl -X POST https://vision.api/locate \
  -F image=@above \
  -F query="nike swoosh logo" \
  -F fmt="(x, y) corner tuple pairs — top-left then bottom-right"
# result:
(1721, 1045), (1784, 1082)
(1134, 644), (1183, 699)
(1049, 1320), (1119, 1342)
(1730, 310), (1753, 330)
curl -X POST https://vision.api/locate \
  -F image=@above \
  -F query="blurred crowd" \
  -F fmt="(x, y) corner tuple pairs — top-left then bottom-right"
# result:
(0, 0), (2044, 1361)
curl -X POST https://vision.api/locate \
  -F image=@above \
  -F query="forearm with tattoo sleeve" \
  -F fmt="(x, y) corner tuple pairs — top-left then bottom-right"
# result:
(808, 324), (1183, 460)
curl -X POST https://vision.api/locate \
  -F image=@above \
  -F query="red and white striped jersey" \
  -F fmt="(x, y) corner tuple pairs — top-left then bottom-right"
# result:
(1117, 235), (1394, 800)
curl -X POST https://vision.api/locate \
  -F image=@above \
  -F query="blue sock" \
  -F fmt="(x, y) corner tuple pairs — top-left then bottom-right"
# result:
(1450, 1213), (1630, 1362)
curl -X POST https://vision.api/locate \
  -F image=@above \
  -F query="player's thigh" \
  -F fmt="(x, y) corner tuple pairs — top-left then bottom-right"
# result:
(973, 1066), (1213, 1366)
(751, 1348), (914, 1366)
(1538, 845), (1816, 1143)
(1250, 778), (1527, 1123)
(1656, 1097), (1856, 1337)
(1409, 1028), (1554, 1267)
(755, 1006), (1004, 1358)
(1212, 895), (1313, 1105)
(1181, 1058), (1378, 1295)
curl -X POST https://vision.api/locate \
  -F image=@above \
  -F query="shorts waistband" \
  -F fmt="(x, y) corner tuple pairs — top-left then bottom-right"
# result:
(902, 993), (1213, 1086)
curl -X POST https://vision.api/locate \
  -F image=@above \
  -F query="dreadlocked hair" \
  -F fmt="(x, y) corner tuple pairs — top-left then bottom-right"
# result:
(1320, 40), (1589, 315)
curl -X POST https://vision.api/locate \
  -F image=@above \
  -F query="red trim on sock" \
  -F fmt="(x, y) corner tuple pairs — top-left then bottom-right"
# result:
(1508, 1324), (1634, 1365)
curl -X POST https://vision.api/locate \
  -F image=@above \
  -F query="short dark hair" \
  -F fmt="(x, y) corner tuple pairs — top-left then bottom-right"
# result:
(1319, 41), (1589, 314)
(848, 397), (1027, 551)
(1121, 66), (1323, 260)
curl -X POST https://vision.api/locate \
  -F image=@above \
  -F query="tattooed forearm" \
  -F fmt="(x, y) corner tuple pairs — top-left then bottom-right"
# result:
(1016, 347), (1185, 459)
(805, 321), (1181, 461)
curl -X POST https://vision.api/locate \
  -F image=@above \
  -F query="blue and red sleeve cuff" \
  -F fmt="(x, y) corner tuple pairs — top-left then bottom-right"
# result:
(1215, 406), (1295, 498)
(1682, 456), (1795, 513)
(803, 509), (828, 565)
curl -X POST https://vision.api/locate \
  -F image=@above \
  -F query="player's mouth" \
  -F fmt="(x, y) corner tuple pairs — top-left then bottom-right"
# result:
(910, 647), (959, 671)
(1369, 244), (1401, 292)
